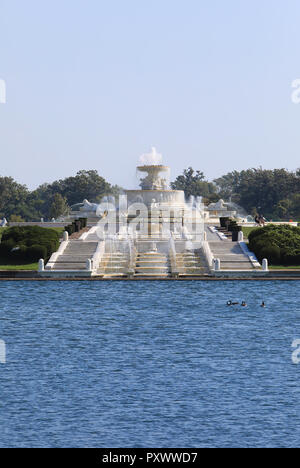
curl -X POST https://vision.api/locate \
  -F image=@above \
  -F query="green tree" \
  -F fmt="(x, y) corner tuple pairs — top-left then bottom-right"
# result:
(50, 194), (69, 219)
(0, 176), (30, 219)
(213, 171), (241, 200)
(274, 194), (300, 220)
(214, 168), (300, 218)
(0, 171), (117, 221)
(29, 170), (117, 219)
(50, 170), (112, 206)
(10, 214), (25, 222)
(171, 168), (218, 201)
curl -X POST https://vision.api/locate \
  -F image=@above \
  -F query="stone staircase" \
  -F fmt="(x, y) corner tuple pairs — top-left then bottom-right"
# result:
(209, 241), (258, 270)
(175, 251), (207, 276)
(46, 241), (98, 271)
(83, 230), (100, 242)
(134, 252), (170, 277)
(97, 252), (129, 277)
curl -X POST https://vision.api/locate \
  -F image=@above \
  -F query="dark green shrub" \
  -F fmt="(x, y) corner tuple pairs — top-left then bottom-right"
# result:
(0, 239), (15, 256)
(281, 249), (300, 266)
(249, 237), (267, 256)
(286, 254), (300, 266)
(26, 245), (47, 262)
(10, 245), (27, 262)
(228, 221), (238, 232)
(79, 217), (87, 228)
(259, 245), (281, 264)
(65, 225), (74, 236)
(248, 227), (265, 242)
(0, 226), (59, 263)
(38, 240), (55, 257)
(220, 217), (230, 228)
(75, 221), (81, 232)
(248, 224), (300, 265)
(2, 227), (23, 243)
(232, 231), (239, 241)
(64, 218), (86, 234)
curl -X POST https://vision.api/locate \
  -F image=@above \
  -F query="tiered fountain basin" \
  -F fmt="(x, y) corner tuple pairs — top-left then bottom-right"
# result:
(125, 190), (186, 208)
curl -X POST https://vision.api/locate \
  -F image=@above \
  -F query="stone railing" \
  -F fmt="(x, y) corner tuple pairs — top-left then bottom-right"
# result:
(202, 240), (214, 271)
(238, 240), (262, 269)
(90, 241), (105, 271)
(45, 231), (69, 270)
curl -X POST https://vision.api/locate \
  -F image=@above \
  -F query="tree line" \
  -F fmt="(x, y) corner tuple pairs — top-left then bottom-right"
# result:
(1, 167), (299, 221)
(0, 170), (121, 221)
(171, 167), (300, 220)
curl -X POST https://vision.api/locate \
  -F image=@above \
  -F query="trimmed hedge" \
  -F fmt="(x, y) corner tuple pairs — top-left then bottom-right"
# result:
(259, 245), (281, 264)
(64, 218), (87, 236)
(248, 224), (300, 265)
(220, 217), (230, 228)
(0, 226), (60, 263)
(227, 220), (242, 232)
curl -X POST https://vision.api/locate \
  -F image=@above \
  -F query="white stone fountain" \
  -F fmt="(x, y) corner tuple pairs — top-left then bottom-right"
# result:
(126, 148), (185, 211)
(42, 148), (207, 278)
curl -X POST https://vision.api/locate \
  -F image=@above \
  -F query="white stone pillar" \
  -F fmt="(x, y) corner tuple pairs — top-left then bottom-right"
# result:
(203, 231), (207, 241)
(238, 231), (244, 242)
(262, 258), (269, 271)
(86, 259), (92, 271)
(214, 258), (221, 271)
(38, 259), (45, 272)
(63, 231), (69, 242)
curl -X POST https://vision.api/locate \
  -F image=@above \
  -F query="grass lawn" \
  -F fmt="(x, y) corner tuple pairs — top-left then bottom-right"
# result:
(0, 261), (38, 271)
(269, 265), (300, 270)
(242, 226), (259, 239)
(50, 227), (65, 236)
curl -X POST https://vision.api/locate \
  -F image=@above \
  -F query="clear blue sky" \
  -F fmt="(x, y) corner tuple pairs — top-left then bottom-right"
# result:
(0, 0), (300, 190)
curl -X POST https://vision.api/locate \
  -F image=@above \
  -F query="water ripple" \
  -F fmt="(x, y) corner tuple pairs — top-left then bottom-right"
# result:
(0, 280), (300, 447)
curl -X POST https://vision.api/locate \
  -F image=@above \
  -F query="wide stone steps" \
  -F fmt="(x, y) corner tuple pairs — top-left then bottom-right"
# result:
(175, 252), (206, 276)
(83, 233), (100, 241)
(63, 241), (98, 252)
(51, 263), (88, 271)
(208, 241), (257, 270)
(47, 241), (98, 271)
(57, 255), (95, 262)
(98, 253), (130, 277)
(134, 252), (170, 277)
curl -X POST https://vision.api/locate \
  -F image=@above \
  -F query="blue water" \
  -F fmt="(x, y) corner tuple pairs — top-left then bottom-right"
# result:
(0, 280), (300, 448)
